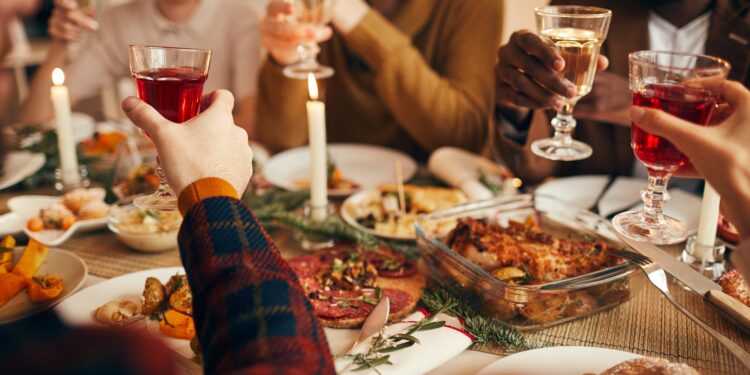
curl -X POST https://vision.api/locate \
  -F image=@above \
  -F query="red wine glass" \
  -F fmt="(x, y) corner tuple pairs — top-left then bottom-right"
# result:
(129, 45), (212, 211)
(613, 51), (730, 245)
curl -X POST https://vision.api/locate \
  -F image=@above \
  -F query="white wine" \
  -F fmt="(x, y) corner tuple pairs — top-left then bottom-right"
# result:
(292, 0), (334, 25)
(540, 28), (603, 101)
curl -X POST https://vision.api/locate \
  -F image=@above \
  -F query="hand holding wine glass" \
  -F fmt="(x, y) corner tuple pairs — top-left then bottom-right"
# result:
(122, 90), (254, 197)
(628, 80), (750, 239)
(48, 0), (99, 43)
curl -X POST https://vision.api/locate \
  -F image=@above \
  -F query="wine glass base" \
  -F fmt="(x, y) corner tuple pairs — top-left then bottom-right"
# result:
(530, 138), (593, 161)
(612, 210), (688, 245)
(283, 64), (334, 80)
(133, 192), (179, 212)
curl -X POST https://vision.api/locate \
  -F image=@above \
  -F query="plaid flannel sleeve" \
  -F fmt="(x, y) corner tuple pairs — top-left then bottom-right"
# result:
(179, 196), (335, 375)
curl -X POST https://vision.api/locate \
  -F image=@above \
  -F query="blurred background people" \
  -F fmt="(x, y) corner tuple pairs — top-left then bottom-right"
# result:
(257, 0), (503, 160)
(18, 0), (261, 137)
(494, 0), (750, 185)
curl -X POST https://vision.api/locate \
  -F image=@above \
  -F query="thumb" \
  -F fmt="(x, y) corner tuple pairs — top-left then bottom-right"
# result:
(629, 106), (706, 152)
(122, 96), (171, 138)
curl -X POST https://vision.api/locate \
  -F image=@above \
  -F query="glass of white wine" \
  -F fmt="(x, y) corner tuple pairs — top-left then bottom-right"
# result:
(282, 0), (335, 80)
(531, 6), (611, 161)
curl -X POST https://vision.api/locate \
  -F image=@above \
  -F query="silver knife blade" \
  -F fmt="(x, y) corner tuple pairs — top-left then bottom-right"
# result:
(617, 234), (721, 295)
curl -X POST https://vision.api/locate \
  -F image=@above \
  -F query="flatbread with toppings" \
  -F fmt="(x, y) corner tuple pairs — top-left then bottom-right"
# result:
(288, 245), (424, 328)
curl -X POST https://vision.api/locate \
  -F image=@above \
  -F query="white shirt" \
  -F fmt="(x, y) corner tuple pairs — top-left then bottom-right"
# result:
(632, 11), (713, 180)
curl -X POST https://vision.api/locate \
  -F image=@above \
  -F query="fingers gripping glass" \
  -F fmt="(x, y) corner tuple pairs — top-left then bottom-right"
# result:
(282, 0), (335, 80)
(129, 45), (212, 211)
(530, 6), (611, 161)
(613, 51), (730, 245)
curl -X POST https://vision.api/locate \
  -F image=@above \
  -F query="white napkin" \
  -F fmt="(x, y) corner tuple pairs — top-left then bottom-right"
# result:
(428, 147), (511, 201)
(335, 310), (475, 375)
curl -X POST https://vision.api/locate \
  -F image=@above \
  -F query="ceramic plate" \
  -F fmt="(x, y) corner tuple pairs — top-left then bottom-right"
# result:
(340, 189), (415, 241)
(476, 346), (643, 375)
(263, 144), (417, 197)
(0, 213), (24, 237)
(0, 247), (87, 324)
(536, 175), (701, 233)
(0, 151), (46, 191)
(8, 188), (109, 247)
(55, 267), (192, 358)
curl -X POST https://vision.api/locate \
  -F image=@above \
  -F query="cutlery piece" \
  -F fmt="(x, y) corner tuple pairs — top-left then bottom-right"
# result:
(114, 314), (145, 327)
(348, 296), (390, 354)
(589, 174), (618, 215)
(617, 235), (750, 330)
(611, 249), (750, 369)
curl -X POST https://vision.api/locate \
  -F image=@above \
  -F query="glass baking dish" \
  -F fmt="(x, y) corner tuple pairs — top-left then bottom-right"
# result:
(415, 194), (645, 330)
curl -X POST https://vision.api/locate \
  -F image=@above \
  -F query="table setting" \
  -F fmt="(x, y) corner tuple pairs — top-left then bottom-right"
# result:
(2, 4), (750, 375)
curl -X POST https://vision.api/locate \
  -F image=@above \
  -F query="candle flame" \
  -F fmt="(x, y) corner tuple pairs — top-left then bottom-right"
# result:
(52, 68), (65, 85)
(307, 73), (319, 100)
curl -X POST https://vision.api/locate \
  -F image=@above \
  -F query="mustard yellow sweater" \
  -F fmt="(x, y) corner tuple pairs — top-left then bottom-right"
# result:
(257, 0), (503, 159)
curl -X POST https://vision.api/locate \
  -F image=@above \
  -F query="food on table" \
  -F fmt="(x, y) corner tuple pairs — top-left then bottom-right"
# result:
(78, 131), (128, 156)
(159, 309), (195, 340)
(0, 237), (64, 308)
(142, 277), (167, 316)
(0, 235), (15, 272)
(94, 300), (142, 325)
(287, 245), (424, 328)
(597, 357), (700, 374)
(113, 208), (182, 235)
(718, 214), (739, 245)
(26, 188), (109, 232)
(718, 270), (750, 307)
(348, 184), (466, 238)
(142, 274), (194, 340)
(112, 164), (160, 199)
(294, 157), (360, 190)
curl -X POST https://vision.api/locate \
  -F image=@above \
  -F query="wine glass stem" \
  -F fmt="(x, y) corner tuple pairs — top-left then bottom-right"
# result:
(155, 165), (169, 196)
(297, 41), (321, 67)
(640, 170), (672, 226)
(550, 102), (577, 147)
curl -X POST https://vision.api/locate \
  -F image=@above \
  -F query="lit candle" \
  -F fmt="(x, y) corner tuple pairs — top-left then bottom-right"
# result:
(695, 183), (721, 261)
(306, 73), (328, 221)
(50, 68), (80, 187)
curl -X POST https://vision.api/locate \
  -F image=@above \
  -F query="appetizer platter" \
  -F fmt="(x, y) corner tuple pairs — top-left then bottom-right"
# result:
(0, 236), (87, 324)
(263, 144), (417, 197)
(55, 267), (196, 359)
(287, 244), (424, 328)
(341, 184), (467, 241)
(8, 188), (110, 247)
(415, 194), (645, 330)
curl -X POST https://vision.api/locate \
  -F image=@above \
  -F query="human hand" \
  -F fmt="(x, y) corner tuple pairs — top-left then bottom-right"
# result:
(629, 80), (750, 237)
(0, 0), (40, 19)
(48, 0), (98, 43)
(122, 90), (254, 196)
(260, 0), (333, 66)
(495, 30), (608, 118)
(574, 71), (631, 125)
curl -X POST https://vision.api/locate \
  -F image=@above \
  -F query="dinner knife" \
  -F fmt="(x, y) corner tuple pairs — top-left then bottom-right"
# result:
(619, 236), (750, 330)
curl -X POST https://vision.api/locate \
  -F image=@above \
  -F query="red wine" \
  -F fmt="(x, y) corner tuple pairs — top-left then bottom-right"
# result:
(134, 67), (207, 123)
(631, 83), (717, 169)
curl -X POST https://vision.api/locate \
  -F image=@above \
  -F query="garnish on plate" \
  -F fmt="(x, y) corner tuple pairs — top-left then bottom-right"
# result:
(0, 237), (64, 307)
(294, 155), (360, 190)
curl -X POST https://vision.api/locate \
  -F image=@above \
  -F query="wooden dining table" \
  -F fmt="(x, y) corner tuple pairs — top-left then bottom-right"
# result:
(2, 186), (749, 375)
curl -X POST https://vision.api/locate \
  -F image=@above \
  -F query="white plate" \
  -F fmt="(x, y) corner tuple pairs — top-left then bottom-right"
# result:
(249, 141), (270, 168)
(263, 144), (417, 197)
(536, 175), (702, 233)
(8, 188), (109, 247)
(476, 346), (643, 375)
(0, 247), (87, 324)
(0, 213), (24, 236)
(55, 267), (193, 358)
(0, 151), (46, 191)
(341, 189), (415, 241)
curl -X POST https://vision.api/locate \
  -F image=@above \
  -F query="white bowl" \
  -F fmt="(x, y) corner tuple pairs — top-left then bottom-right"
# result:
(108, 204), (181, 253)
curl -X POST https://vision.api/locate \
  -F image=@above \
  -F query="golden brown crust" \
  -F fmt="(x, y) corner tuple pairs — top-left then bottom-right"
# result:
(600, 358), (700, 375)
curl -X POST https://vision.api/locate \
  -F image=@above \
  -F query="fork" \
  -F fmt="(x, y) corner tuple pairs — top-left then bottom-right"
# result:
(114, 314), (145, 327)
(611, 249), (750, 369)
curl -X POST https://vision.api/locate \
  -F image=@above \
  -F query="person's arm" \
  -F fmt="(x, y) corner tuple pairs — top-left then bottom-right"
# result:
(335, 0), (501, 153)
(176, 180), (335, 375)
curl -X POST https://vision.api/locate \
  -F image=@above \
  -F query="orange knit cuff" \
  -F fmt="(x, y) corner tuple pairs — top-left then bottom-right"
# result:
(178, 178), (239, 216)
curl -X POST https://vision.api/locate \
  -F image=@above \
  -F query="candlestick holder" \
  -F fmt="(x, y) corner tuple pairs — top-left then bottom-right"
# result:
(680, 234), (726, 280)
(292, 201), (337, 252)
(54, 165), (90, 192)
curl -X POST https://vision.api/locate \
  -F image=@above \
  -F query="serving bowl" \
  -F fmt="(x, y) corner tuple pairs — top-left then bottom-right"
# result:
(108, 204), (181, 253)
(415, 194), (645, 330)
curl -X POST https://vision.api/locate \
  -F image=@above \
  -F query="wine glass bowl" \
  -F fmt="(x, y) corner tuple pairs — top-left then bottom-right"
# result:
(128, 45), (212, 211)
(531, 6), (612, 161)
(282, 0), (335, 80)
(613, 51), (730, 245)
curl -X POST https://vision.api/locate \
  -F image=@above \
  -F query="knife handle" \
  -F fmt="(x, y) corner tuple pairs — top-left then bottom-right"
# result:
(706, 289), (750, 330)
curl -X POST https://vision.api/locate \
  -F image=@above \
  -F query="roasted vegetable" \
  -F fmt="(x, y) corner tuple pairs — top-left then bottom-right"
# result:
(159, 309), (195, 340)
(142, 277), (166, 316)
(0, 235), (14, 272)
(0, 272), (27, 307)
(27, 275), (64, 303)
(12, 239), (48, 278)
(166, 275), (192, 315)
